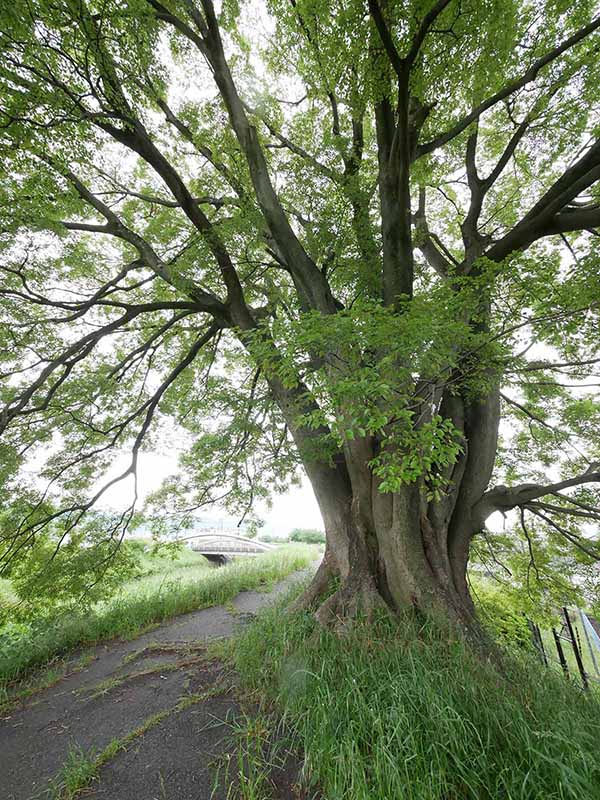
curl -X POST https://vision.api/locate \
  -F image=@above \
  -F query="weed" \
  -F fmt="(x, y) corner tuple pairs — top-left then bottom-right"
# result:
(49, 685), (229, 799)
(49, 745), (100, 800)
(213, 708), (307, 800)
(230, 714), (277, 800)
(227, 585), (600, 800)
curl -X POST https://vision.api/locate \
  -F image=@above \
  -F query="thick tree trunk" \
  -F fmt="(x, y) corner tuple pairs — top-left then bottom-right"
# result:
(294, 390), (501, 634)
(300, 483), (477, 632)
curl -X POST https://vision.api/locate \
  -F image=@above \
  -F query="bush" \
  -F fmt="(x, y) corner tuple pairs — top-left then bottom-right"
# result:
(258, 534), (290, 543)
(289, 528), (325, 544)
(474, 582), (533, 649)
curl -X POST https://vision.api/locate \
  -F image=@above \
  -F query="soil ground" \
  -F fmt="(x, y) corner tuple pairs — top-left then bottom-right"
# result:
(0, 567), (314, 800)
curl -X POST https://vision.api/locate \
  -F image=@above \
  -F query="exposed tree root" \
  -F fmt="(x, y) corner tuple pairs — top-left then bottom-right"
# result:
(80, 654), (214, 699)
(121, 642), (206, 666)
(313, 574), (392, 634)
(288, 555), (336, 614)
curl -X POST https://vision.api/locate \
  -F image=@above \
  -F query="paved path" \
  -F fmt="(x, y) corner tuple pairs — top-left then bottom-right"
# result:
(0, 568), (313, 800)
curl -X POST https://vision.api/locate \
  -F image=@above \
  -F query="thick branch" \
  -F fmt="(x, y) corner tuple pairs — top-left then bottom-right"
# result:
(485, 141), (600, 261)
(405, 0), (453, 68)
(95, 120), (252, 324)
(480, 467), (600, 515)
(198, 0), (338, 315)
(414, 187), (453, 275)
(367, 0), (404, 78)
(539, 206), (600, 236)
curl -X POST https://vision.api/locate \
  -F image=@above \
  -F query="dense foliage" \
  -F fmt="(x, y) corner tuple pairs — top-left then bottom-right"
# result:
(290, 528), (326, 544)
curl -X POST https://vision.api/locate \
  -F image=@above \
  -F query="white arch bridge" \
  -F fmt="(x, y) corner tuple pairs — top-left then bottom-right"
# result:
(189, 532), (274, 566)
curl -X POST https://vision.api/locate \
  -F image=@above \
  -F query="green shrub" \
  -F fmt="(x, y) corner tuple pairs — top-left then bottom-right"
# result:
(8, 533), (140, 619)
(289, 528), (325, 544)
(258, 534), (290, 543)
(474, 582), (533, 649)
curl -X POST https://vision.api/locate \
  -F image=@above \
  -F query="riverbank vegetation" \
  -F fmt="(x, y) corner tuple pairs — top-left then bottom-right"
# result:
(226, 586), (600, 800)
(0, 545), (316, 686)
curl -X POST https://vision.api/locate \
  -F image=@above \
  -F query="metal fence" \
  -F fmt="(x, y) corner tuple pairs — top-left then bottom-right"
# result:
(528, 608), (600, 691)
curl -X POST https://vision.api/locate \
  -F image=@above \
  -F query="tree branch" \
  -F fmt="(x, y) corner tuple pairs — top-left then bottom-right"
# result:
(499, 391), (554, 430)
(417, 15), (600, 157)
(481, 467), (600, 513)
(405, 0), (453, 68)
(526, 507), (600, 560)
(54, 165), (229, 318)
(485, 140), (600, 261)
(367, 0), (404, 78)
(242, 99), (339, 182)
(163, 0), (340, 316)
(414, 187), (453, 275)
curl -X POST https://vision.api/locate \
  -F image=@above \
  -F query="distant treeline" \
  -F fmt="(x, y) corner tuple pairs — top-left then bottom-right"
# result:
(260, 529), (325, 545)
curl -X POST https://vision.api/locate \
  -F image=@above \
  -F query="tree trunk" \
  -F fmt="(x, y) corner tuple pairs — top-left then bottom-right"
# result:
(294, 389), (500, 634)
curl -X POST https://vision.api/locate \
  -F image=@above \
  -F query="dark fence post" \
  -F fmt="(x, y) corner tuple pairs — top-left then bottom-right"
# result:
(563, 607), (589, 691)
(534, 621), (548, 667)
(527, 618), (548, 666)
(552, 627), (569, 678)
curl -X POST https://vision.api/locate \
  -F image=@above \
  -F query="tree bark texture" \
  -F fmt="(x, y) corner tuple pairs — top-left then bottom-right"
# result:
(292, 388), (500, 631)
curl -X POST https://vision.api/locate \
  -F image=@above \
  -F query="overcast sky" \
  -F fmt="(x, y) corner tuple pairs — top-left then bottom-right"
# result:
(95, 449), (323, 536)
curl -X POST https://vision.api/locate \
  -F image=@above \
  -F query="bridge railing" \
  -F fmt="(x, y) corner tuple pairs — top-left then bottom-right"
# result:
(188, 533), (274, 555)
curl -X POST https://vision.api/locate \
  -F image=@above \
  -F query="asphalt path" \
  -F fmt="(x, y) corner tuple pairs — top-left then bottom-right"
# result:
(0, 567), (314, 800)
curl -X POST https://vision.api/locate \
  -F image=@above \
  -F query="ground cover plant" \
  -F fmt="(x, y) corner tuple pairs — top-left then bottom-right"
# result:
(0, 545), (316, 687)
(227, 588), (600, 800)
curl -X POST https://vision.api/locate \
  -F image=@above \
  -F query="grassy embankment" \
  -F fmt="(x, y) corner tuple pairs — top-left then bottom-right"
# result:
(0, 544), (317, 688)
(224, 584), (600, 800)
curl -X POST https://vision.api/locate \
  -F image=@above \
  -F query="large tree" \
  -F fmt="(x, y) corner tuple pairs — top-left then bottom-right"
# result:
(1, 0), (600, 629)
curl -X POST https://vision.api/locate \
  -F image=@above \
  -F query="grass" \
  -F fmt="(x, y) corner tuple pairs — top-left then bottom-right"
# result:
(214, 712), (279, 800)
(130, 541), (211, 575)
(213, 709), (318, 800)
(0, 544), (211, 622)
(0, 545), (317, 687)
(225, 584), (600, 800)
(50, 745), (100, 800)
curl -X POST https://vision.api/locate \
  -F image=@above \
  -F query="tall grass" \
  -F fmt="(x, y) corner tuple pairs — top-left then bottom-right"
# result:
(0, 546), (316, 685)
(229, 587), (600, 800)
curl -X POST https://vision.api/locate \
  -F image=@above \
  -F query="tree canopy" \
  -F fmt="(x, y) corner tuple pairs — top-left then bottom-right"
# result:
(1, 0), (599, 624)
